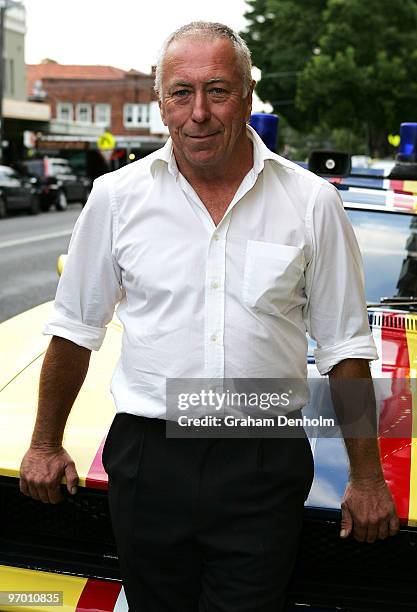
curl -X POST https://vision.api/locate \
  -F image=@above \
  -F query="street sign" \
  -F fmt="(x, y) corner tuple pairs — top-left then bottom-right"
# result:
(97, 130), (116, 151)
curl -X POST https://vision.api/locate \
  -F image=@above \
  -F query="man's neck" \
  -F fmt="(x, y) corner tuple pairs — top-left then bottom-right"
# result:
(172, 134), (254, 227)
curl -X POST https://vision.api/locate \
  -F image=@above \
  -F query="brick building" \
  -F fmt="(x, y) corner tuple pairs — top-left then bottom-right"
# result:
(26, 61), (168, 165)
(0, 5), (50, 164)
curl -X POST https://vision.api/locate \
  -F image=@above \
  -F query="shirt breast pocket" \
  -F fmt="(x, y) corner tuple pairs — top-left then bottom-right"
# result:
(242, 240), (305, 316)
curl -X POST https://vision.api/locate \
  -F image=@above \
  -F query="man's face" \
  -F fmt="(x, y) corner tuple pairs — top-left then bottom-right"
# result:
(159, 37), (254, 172)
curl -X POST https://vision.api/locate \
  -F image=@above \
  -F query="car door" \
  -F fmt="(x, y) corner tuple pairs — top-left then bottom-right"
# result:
(0, 168), (31, 210)
(49, 162), (77, 202)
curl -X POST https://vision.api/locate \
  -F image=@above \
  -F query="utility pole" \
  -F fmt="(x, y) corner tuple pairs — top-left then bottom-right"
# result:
(0, 0), (22, 164)
(0, 4), (6, 164)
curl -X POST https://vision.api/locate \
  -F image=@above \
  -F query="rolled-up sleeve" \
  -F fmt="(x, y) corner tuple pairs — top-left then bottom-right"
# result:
(43, 175), (123, 350)
(303, 181), (378, 375)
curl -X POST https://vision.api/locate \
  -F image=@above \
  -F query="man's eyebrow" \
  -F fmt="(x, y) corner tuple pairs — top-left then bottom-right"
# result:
(170, 81), (193, 88)
(169, 78), (231, 89)
(206, 78), (230, 84)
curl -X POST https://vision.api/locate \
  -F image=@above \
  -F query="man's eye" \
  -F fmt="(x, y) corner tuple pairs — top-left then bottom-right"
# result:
(209, 88), (226, 95)
(173, 90), (190, 97)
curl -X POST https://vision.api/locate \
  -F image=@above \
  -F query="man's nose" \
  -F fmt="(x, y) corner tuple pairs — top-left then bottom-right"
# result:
(191, 91), (211, 123)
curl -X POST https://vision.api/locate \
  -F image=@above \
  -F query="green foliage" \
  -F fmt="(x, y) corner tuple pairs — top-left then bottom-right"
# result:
(242, 0), (327, 128)
(279, 118), (368, 160)
(242, 0), (417, 156)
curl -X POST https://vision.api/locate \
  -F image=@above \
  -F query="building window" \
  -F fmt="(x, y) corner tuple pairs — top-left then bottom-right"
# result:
(8, 59), (14, 96)
(95, 103), (111, 127)
(123, 103), (150, 127)
(3, 58), (14, 96)
(57, 102), (73, 122)
(137, 104), (150, 126)
(124, 103), (134, 125)
(76, 103), (92, 124)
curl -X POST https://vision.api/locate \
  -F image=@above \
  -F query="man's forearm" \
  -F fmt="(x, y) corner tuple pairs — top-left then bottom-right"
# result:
(31, 336), (91, 449)
(342, 438), (384, 482)
(328, 358), (384, 481)
(328, 358), (399, 541)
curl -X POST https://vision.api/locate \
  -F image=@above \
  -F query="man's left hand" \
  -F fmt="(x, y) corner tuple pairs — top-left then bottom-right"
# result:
(340, 477), (400, 542)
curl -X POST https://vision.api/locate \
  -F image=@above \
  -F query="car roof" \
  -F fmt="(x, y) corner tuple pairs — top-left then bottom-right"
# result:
(297, 160), (417, 215)
(23, 157), (69, 164)
(333, 170), (417, 214)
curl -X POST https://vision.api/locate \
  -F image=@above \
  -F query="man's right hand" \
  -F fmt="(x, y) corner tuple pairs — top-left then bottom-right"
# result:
(19, 446), (79, 504)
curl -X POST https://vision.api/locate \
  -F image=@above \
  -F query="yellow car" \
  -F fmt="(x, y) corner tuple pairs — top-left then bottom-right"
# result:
(0, 298), (127, 611)
(1, 168), (417, 610)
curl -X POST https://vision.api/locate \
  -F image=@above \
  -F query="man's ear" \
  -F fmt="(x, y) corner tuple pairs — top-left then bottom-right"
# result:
(245, 79), (256, 122)
(159, 98), (168, 126)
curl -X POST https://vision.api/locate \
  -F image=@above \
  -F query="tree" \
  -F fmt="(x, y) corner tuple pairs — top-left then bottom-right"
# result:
(242, 0), (327, 129)
(242, 0), (417, 156)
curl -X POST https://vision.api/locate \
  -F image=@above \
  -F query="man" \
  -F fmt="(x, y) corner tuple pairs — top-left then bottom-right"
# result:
(20, 22), (399, 612)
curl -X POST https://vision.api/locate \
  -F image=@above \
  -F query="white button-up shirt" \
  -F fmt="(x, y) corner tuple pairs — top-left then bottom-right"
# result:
(43, 125), (378, 418)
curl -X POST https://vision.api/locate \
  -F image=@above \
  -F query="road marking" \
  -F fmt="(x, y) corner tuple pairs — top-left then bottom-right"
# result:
(0, 229), (72, 249)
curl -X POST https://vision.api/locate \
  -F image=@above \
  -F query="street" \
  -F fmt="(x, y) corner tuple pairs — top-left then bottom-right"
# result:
(0, 207), (82, 323)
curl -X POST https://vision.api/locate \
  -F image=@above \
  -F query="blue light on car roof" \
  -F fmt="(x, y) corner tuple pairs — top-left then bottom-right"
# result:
(249, 113), (279, 152)
(398, 122), (417, 161)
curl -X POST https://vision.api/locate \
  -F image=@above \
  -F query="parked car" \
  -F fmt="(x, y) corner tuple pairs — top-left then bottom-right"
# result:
(288, 169), (417, 610)
(0, 165), (39, 218)
(0, 153), (417, 611)
(20, 157), (91, 212)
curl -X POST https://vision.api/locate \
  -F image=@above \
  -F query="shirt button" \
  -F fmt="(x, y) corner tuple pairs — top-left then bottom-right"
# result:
(211, 334), (218, 342)
(211, 280), (219, 289)
(213, 233), (220, 241)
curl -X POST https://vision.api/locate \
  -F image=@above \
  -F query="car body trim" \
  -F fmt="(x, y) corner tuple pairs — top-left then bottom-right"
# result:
(406, 323), (417, 526)
(0, 565), (127, 611)
(85, 437), (108, 490)
(0, 564), (87, 611)
(75, 578), (122, 611)
(376, 312), (414, 524)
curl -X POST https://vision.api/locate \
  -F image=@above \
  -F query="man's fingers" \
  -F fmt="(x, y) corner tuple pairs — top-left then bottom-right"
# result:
(36, 484), (52, 504)
(64, 462), (79, 495)
(19, 478), (29, 497)
(19, 447), (77, 503)
(352, 517), (367, 542)
(389, 514), (400, 536)
(352, 525), (367, 542)
(23, 477), (62, 504)
(377, 519), (389, 540)
(45, 479), (64, 504)
(26, 479), (52, 504)
(342, 480), (401, 543)
(364, 519), (378, 543)
(26, 481), (41, 502)
(340, 502), (352, 538)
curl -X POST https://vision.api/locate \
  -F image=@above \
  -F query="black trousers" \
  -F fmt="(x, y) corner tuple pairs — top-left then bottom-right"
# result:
(102, 413), (314, 612)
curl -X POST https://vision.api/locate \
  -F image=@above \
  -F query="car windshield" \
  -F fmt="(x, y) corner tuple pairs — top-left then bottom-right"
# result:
(23, 161), (43, 178)
(49, 163), (72, 176)
(346, 208), (417, 303)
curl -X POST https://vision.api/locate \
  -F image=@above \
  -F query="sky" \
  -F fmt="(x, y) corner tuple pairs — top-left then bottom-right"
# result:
(24, 0), (251, 74)
(23, 0), (271, 111)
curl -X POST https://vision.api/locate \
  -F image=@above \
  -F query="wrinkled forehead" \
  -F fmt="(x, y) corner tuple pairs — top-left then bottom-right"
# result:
(162, 36), (241, 88)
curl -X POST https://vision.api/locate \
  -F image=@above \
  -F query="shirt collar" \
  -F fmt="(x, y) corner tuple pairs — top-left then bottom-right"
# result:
(150, 122), (294, 179)
(150, 137), (178, 178)
(246, 123), (297, 174)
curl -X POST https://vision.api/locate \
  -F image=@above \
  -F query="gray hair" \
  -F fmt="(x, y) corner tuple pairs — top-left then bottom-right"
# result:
(154, 21), (252, 99)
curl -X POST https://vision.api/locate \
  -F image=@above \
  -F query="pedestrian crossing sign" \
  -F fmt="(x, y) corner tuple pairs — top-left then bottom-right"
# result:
(97, 130), (116, 151)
